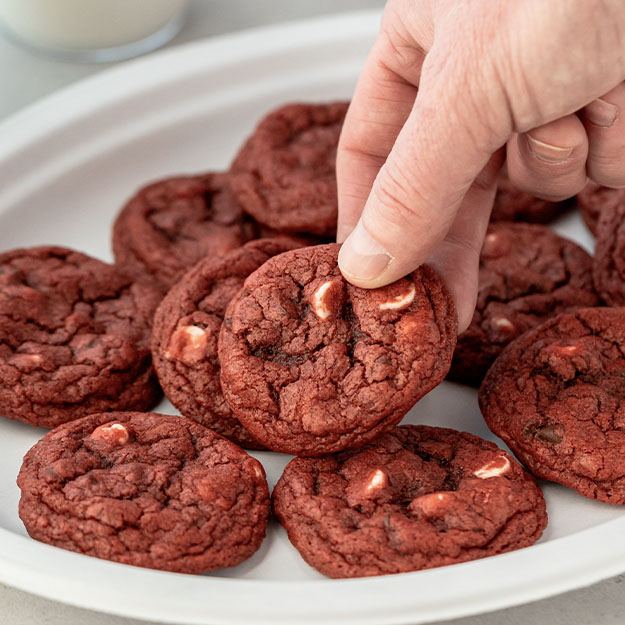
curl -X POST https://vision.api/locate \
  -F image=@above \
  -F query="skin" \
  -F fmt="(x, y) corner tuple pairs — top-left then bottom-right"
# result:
(336, 0), (625, 330)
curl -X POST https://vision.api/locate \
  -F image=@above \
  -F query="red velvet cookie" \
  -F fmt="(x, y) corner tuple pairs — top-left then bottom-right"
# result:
(491, 172), (571, 223)
(0, 247), (161, 427)
(576, 182), (625, 235)
(112, 173), (257, 292)
(273, 425), (547, 578)
(229, 102), (348, 237)
(152, 238), (301, 449)
(18, 412), (270, 573)
(218, 244), (457, 456)
(449, 223), (598, 386)
(479, 308), (625, 503)
(592, 189), (625, 305)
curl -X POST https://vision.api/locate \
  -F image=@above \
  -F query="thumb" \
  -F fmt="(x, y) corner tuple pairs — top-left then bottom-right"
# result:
(338, 49), (510, 288)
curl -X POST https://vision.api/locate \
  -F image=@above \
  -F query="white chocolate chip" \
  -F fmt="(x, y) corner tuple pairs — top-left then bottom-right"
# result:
(10, 353), (43, 367)
(365, 468), (388, 493)
(311, 281), (334, 320)
(474, 455), (511, 479)
(409, 492), (450, 516)
(493, 317), (515, 331)
(165, 325), (209, 363)
(90, 422), (130, 446)
(379, 284), (416, 311)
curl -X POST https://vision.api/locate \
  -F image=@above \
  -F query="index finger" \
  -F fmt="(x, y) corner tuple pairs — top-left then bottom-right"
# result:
(336, 19), (424, 241)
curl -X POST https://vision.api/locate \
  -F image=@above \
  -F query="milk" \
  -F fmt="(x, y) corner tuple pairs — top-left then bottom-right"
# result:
(0, 0), (189, 56)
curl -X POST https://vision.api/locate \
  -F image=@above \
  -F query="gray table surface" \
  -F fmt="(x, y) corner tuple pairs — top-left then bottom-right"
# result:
(1, 1), (624, 623)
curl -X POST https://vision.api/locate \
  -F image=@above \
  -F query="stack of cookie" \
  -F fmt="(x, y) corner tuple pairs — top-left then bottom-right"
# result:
(5, 99), (618, 581)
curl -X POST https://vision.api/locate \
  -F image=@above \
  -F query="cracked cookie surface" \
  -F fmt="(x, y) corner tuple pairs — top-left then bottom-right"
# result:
(273, 424), (546, 578)
(152, 238), (302, 449)
(450, 223), (598, 386)
(576, 183), (625, 236)
(218, 244), (457, 456)
(593, 190), (625, 305)
(491, 173), (571, 223)
(0, 246), (161, 427)
(18, 411), (270, 573)
(229, 102), (348, 237)
(112, 173), (257, 292)
(479, 308), (625, 503)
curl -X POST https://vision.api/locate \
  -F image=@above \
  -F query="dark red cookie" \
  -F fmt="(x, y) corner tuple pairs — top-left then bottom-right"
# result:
(449, 223), (598, 386)
(152, 238), (301, 449)
(273, 425), (547, 578)
(229, 102), (348, 237)
(0, 247), (161, 428)
(479, 308), (625, 504)
(112, 173), (258, 292)
(491, 172), (571, 223)
(218, 244), (457, 456)
(593, 191), (625, 305)
(577, 182), (625, 235)
(18, 411), (270, 573)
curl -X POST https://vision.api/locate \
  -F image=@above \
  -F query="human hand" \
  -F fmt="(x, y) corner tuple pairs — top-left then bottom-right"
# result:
(336, 0), (625, 330)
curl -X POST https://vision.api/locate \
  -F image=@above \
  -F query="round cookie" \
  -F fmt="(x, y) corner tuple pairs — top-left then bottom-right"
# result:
(0, 247), (161, 428)
(112, 173), (257, 292)
(152, 238), (301, 449)
(479, 307), (625, 504)
(491, 172), (571, 223)
(449, 223), (599, 386)
(18, 412), (269, 573)
(577, 182), (625, 235)
(273, 424), (547, 578)
(218, 244), (457, 456)
(593, 190), (625, 305)
(229, 102), (348, 237)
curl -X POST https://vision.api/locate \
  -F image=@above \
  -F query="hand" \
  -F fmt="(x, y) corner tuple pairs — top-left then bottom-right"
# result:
(336, 0), (625, 330)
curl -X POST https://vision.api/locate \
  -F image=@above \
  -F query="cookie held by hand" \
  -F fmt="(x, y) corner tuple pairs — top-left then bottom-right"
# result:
(218, 244), (457, 456)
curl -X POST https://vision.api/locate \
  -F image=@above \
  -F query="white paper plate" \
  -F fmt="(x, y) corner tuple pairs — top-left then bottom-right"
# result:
(0, 10), (623, 625)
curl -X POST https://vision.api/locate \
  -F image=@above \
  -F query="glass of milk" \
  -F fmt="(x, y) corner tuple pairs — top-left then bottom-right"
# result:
(0, 0), (189, 62)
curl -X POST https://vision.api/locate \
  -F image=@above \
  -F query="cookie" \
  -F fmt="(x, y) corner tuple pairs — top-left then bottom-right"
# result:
(112, 173), (258, 292)
(218, 244), (457, 456)
(229, 102), (348, 237)
(593, 193), (625, 305)
(273, 425), (547, 578)
(449, 223), (598, 386)
(0, 247), (161, 428)
(491, 173), (571, 223)
(479, 307), (625, 504)
(577, 182), (625, 235)
(152, 238), (301, 449)
(18, 412), (269, 573)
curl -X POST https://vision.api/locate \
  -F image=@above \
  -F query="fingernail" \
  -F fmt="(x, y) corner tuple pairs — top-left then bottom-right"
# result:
(585, 98), (619, 127)
(526, 135), (574, 163)
(338, 222), (392, 283)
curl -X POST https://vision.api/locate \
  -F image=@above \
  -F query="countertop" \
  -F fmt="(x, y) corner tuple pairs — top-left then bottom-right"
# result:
(1, 1), (624, 624)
